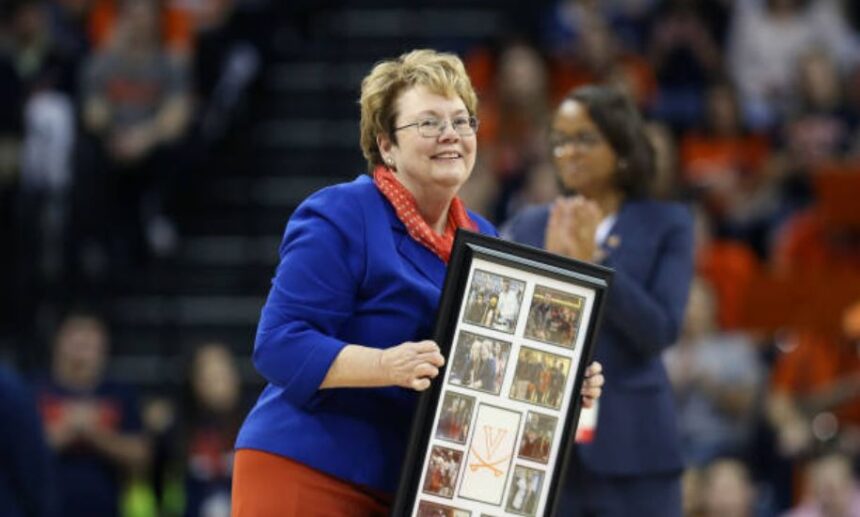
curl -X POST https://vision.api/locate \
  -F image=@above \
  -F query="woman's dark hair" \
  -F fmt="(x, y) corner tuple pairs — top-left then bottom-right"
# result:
(565, 85), (656, 199)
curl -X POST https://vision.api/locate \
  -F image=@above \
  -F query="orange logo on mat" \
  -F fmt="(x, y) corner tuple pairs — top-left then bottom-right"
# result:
(469, 425), (511, 477)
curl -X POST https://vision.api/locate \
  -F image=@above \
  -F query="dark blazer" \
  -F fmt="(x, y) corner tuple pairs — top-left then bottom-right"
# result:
(235, 175), (495, 493)
(502, 200), (694, 475)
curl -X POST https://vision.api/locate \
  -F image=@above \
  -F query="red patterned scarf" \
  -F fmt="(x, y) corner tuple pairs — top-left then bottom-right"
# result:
(373, 165), (477, 263)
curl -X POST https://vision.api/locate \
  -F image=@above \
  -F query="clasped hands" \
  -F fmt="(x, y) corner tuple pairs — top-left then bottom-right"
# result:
(545, 195), (604, 262)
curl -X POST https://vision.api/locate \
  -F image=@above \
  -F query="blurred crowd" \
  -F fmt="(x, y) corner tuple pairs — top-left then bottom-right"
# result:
(0, 0), (261, 515)
(0, 0), (262, 354)
(460, 1), (860, 516)
(1, 310), (245, 517)
(2, 0), (860, 515)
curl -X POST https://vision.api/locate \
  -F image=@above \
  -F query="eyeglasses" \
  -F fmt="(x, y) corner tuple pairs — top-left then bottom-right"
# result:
(394, 115), (480, 138)
(550, 131), (604, 157)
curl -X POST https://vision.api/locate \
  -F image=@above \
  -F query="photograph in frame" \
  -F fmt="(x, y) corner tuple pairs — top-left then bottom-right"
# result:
(505, 466), (545, 516)
(516, 412), (558, 465)
(524, 286), (585, 349)
(508, 347), (571, 411)
(462, 270), (526, 334)
(417, 500), (472, 517)
(393, 230), (612, 517)
(422, 445), (465, 499)
(435, 391), (477, 445)
(447, 331), (512, 396)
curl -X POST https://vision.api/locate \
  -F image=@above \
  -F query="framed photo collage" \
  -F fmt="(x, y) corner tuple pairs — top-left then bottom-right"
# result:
(393, 231), (612, 517)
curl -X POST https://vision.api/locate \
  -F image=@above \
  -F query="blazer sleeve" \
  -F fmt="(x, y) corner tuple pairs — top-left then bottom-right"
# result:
(600, 206), (694, 359)
(252, 186), (366, 407)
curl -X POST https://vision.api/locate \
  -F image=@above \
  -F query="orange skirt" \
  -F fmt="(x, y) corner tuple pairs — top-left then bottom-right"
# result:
(231, 449), (392, 517)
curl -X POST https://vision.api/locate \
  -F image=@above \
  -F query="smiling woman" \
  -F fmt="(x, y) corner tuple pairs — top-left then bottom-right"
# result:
(503, 85), (694, 517)
(229, 50), (605, 516)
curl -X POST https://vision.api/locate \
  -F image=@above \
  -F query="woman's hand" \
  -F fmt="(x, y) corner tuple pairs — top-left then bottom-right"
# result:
(381, 340), (446, 391)
(580, 361), (604, 408)
(545, 196), (603, 261)
(546, 198), (573, 256)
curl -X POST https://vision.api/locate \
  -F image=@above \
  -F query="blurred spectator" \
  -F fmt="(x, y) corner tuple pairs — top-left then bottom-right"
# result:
(88, 0), (193, 58)
(779, 49), (857, 178)
(772, 204), (860, 275)
(45, 0), (92, 65)
(143, 341), (244, 517)
(189, 0), (260, 144)
(179, 342), (243, 517)
(679, 81), (770, 208)
(727, 0), (858, 129)
(471, 40), (555, 222)
(0, 0), (78, 99)
(0, 362), (57, 517)
(782, 452), (860, 517)
(767, 301), (860, 461)
(645, 120), (680, 199)
(2, 0), (79, 358)
(647, 0), (724, 129)
(34, 312), (150, 517)
(542, 0), (658, 54)
(680, 80), (780, 257)
(694, 208), (763, 330)
(78, 0), (191, 270)
(545, 14), (657, 108)
(665, 278), (763, 466)
(700, 459), (758, 517)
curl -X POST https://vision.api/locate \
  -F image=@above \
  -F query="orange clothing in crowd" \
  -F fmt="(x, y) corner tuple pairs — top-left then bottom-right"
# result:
(548, 53), (657, 108)
(773, 209), (860, 274)
(697, 240), (761, 330)
(679, 133), (770, 187)
(771, 332), (860, 429)
(89, 0), (192, 53)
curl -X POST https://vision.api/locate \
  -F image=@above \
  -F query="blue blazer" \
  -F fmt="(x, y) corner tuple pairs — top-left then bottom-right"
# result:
(235, 175), (496, 493)
(502, 200), (694, 475)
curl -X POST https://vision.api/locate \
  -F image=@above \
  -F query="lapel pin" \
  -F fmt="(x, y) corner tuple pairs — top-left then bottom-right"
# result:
(607, 235), (621, 249)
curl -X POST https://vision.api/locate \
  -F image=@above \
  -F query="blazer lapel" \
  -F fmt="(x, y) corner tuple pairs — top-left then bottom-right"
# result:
(598, 204), (627, 260)
(396, 229), (447, 286)
(383, 200), (447, 287)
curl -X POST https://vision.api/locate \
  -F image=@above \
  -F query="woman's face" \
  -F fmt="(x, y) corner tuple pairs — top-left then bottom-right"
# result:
(551, 99), (619, 197)
(379, 85), (476, 199)
(193, 345), (239, 413)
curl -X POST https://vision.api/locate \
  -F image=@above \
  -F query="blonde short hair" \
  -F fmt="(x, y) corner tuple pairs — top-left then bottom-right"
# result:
(359, 49), (478, 172)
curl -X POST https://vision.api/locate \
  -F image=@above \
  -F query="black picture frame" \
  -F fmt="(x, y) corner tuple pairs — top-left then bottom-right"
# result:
(393, 230), (613, 517)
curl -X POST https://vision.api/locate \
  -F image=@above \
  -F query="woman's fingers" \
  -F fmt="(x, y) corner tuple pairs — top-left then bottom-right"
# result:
(412, 377), (432, 391)
(585, 361), (603, 380)
(382, 341), (447, 391)
(581, 361), (604, 407)
(414, 362), (440, 379)
(416, 349), (445, 367)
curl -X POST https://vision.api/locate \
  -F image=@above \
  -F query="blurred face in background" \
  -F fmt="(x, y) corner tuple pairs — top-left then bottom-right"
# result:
(192, 343), (240, 414)
(798, 51), (841, 110)
(702, 460), (755, 517)
(120, 0), (159, 49)
(843, 301), (860, 348)
(707, 84), (742, 136)
(551, 99), (619, 197)
(809, 454), (855, 517)
(12, 1), (46, 45)
(53, 317), (109, 390)
(497, 44), (547, 102)
(579, 22), (615, 71)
